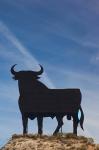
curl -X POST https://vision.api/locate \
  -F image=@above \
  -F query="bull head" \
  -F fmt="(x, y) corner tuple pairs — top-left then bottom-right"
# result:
(11, 64), (44, 80)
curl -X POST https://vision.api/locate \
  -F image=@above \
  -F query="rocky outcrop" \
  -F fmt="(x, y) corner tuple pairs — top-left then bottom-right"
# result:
(1, 133), (99, 150)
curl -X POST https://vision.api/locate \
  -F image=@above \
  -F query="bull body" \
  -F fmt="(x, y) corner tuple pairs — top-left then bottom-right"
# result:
(19, 89), (81, 113)
(11, 64), (84, 135)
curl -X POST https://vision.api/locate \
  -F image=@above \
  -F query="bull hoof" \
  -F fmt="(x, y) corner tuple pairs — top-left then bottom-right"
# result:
(53, 132), (58, 136)
(73, 133), (77, 136)
(38, 130), (43, 135)
(23, 133), (28, 137)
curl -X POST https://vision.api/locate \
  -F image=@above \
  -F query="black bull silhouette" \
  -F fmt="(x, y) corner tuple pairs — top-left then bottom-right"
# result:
(11, 64), (84, 135)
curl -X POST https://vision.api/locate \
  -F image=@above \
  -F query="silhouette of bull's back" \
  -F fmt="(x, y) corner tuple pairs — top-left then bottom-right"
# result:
(11, 64), (82, 114)
(19, 89), (81, 113)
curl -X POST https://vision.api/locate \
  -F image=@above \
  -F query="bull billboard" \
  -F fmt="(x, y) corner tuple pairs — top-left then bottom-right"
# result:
(11, 64), (84, 135)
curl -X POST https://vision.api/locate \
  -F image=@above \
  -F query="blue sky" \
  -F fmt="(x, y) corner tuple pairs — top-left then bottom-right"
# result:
(0, 0), (99, 146)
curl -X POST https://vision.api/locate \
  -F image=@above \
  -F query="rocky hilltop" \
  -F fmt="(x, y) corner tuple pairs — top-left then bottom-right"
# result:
(1, 133), (99, 150)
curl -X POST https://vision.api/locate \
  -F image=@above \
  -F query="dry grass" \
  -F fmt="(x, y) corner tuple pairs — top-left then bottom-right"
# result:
(1, 133), (98, 150)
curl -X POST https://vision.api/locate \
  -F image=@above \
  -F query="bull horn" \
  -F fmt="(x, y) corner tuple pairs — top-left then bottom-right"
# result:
(34, 65), (44, 75)
(11, 64), (18, 75)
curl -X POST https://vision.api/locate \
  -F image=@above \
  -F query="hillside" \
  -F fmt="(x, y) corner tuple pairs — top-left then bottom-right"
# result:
(1, 133), (99, 150)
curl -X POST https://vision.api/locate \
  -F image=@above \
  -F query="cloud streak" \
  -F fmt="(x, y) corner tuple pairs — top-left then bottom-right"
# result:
(0, 20), (55, 88)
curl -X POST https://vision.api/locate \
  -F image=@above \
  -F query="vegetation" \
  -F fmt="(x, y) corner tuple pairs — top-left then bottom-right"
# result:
(1, 133), (98, 150)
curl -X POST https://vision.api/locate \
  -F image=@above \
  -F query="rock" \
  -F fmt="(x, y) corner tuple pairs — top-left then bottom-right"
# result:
(1, 133), (98, 150)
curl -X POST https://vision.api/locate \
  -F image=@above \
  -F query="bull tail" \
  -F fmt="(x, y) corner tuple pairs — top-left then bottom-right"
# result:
(79, 105), (84, 130)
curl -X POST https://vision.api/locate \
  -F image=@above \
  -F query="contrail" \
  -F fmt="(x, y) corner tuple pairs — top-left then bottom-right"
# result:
(0, 20), (54, 88)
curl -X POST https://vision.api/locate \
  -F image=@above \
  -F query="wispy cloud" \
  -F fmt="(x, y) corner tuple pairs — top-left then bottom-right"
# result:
(46, 63), (99, 87)
(0, 81), (18, 101)
(0, 20), (54, 88)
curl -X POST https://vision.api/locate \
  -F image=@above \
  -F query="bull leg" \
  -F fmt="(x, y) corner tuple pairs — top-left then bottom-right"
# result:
(22, 115), (28, 134)
(53, 116), (63, 135)
(37, 116), (43, 135)
(72, 113), (79, 135)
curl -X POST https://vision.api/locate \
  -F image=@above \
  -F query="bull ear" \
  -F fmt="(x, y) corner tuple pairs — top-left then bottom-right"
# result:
(11, 64), (18, 75)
